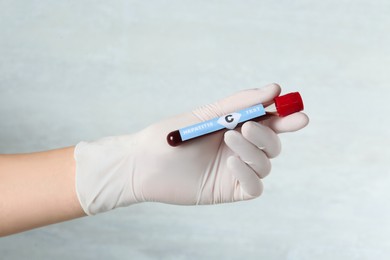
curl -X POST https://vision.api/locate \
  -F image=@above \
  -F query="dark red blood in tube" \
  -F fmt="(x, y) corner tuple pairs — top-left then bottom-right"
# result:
(167, 130), (182, 147)
(167, 92), (304, 147)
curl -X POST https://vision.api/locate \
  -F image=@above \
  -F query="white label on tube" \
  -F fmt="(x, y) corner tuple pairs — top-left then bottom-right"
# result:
(179, 104), (266, 141)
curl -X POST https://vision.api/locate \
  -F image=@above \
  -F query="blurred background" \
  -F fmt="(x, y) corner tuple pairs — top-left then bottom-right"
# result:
(1, 0), (389, 259)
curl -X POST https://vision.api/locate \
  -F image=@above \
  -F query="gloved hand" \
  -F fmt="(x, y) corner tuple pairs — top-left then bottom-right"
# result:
(75, 83), (309, 215)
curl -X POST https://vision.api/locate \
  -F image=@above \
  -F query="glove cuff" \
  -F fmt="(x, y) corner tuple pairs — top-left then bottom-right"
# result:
(74, 136), (139, 215)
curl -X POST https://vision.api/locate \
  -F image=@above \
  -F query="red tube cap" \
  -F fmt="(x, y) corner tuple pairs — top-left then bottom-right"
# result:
(274, 92), (304, 117)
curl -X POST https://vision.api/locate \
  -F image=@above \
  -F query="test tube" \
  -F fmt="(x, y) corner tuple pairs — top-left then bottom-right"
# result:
(167, 92), (304, 147)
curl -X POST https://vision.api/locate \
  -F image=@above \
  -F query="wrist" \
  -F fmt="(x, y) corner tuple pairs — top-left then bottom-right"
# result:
(74, 135), (140, 215)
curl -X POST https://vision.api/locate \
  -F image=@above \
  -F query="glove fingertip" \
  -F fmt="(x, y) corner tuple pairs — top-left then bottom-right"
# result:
(265, 112), (309, 134)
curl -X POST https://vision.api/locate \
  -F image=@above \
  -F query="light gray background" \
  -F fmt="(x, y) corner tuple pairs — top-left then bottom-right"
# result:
(1, 1), (390, 259)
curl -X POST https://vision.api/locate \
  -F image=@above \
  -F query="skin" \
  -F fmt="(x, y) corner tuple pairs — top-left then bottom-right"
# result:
(0, 147), (85, 237)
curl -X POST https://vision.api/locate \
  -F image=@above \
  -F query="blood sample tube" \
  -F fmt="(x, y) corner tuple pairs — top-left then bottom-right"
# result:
(167, 92), (304, 147)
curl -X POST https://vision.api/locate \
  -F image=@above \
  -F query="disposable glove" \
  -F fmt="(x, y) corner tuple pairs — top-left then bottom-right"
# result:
(75, 83), (309, 215)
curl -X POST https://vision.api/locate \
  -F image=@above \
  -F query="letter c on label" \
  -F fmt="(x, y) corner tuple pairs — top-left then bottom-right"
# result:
(225, 114), (234, 123)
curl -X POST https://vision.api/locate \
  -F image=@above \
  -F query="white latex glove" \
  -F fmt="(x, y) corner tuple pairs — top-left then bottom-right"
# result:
(75, 83), (309, 215)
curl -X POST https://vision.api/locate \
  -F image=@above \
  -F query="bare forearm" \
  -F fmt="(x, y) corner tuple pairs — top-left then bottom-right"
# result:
(0, 147), (85, 237)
